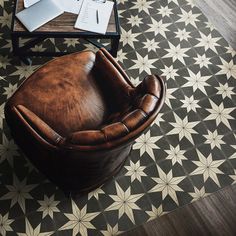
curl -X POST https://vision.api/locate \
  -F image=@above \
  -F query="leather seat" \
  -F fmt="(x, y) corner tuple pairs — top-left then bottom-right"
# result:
(5, 48), (166, 193)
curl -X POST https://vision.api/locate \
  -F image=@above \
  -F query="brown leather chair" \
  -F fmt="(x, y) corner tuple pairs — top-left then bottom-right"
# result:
(5, 48), (166, 193)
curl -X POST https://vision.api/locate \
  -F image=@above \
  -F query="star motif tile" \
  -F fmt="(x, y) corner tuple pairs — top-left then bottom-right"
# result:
(0, 0), (236, 235)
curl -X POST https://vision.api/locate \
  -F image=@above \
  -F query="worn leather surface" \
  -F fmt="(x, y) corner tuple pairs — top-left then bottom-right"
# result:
(7, 51), (107, 136)
(5, 48), (166, 193)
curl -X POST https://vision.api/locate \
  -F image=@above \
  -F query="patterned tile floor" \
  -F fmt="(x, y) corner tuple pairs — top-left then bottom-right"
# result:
(0, 0), (236, 235)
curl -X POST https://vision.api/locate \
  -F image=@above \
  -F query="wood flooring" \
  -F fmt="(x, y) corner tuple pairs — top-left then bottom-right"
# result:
(195, 0), (236, 50)
(121, 184), (236, 236)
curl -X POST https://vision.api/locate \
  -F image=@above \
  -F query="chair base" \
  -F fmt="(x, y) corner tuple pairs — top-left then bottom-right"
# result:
(63, 148), (132, 197)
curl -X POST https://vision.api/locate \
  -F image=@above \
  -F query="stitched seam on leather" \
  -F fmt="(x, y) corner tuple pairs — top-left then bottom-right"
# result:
(55, 136), (65, 145)
(138, 108), (148, 118)
(139, 109), (147, 118)
(148, 93), (159, 100)
(121, 122), (130, 133)
(100, 129), (107, 142)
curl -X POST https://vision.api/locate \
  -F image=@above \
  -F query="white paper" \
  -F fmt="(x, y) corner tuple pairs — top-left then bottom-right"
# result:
(74, 0), (114, 34)
(56, 0), (84, 14)
(24, 0), (40, 8)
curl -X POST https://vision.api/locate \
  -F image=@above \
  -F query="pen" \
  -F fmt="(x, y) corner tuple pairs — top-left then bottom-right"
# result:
(96, 9), (99, 24)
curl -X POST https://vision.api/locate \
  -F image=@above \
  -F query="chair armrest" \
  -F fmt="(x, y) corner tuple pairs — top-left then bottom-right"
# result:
(93, 48), (134, 109)
(15, 105), (63, 146)
(99, 48), (133, 86)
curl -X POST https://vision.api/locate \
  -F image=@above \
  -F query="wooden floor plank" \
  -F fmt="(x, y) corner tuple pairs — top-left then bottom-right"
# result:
(121, 184), (236, 236)
(195, 0), (236, 50)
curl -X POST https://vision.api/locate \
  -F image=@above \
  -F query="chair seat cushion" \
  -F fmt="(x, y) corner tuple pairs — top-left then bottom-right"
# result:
(7, 51), (108, 136)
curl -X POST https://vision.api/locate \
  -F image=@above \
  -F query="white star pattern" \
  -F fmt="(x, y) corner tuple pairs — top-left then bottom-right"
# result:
(127, 15), (142, 27)
(226, 46), (236, 57)
(177, 8), (201, 28)
(147, 18), (171, 38)
(189, 186), (209, 202)
(143, 39), (159, 52)
(11, 65), (38, 80)
(167, 113), (199, 144)
(175, 29), (191, 41)
(186, 0), (195, 8)
(0, 133), (19, 166)
(125, 160), (147, 182)
(0, 0), (235, 234)
(146, 205), (164, 221)
(0, 10), (11, 28)
(37, 195), (60, 219)
(149, 166), (185, 205)
(130, 76), (140, 86)
(190, 150), (225, 187)
(130, 53), (156, 74)
(194, 54), (211, 68)
(153, 112), (165, 126)
(0, 55), (10, 69)
(164, 87), (179, 108)
(101, 224), (123, 236)
(168, 0), (179, 5)
(205, 21), (215, 31)
(88, 186), (105, 200)
(32, 45), (46, 52)
(63, 38), (79, 47)
(217, 58), (236, 79)
(59, 201), (99, 236)
(120, 28), (140, 48)
(0, 213), (14, 236)
(195, 32), (221, 53)
(3, 83), (18, 99)
(181, 95), (200, 112)
(17, 218), (53, 236)
(161, 65), (178, 80)
(105, 182), (143, 223)
(133, 131), (160, 160)
(216, 83), (235, 99)
(163, 43), (189, 64)
(165, 145), (187, 165)
(158, 6), (172, 17)
(0, 176), (37, 213)
(205, 100), (234, 129)
(183, 69), (211, 95)
(131, 0), (155, 14)
(116, 50), (127, 64)
(204, 130), (225, 149)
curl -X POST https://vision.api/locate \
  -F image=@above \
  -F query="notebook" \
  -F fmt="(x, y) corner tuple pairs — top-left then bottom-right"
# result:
(16, 0), (64, 32)
(74, 0), (114, 34)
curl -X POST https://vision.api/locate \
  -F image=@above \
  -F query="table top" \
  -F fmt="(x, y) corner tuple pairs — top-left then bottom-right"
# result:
(13, 0), (118, 35)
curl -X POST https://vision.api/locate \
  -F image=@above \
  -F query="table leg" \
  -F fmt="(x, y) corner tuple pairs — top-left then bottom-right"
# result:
(110, 38), (120, 57)
(20, 57), (32, 66)
(12, 35), (32, 65)
(12, 35), (19, 55)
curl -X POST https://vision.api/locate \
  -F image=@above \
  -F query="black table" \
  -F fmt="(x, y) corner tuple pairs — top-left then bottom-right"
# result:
(11, 0), (120, 64)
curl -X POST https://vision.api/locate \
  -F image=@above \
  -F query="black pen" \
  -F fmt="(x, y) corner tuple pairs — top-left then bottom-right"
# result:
(96, 9), (99, 24)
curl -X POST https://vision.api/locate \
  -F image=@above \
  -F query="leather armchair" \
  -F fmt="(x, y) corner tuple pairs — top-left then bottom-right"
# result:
(5, 48), (166, 193)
